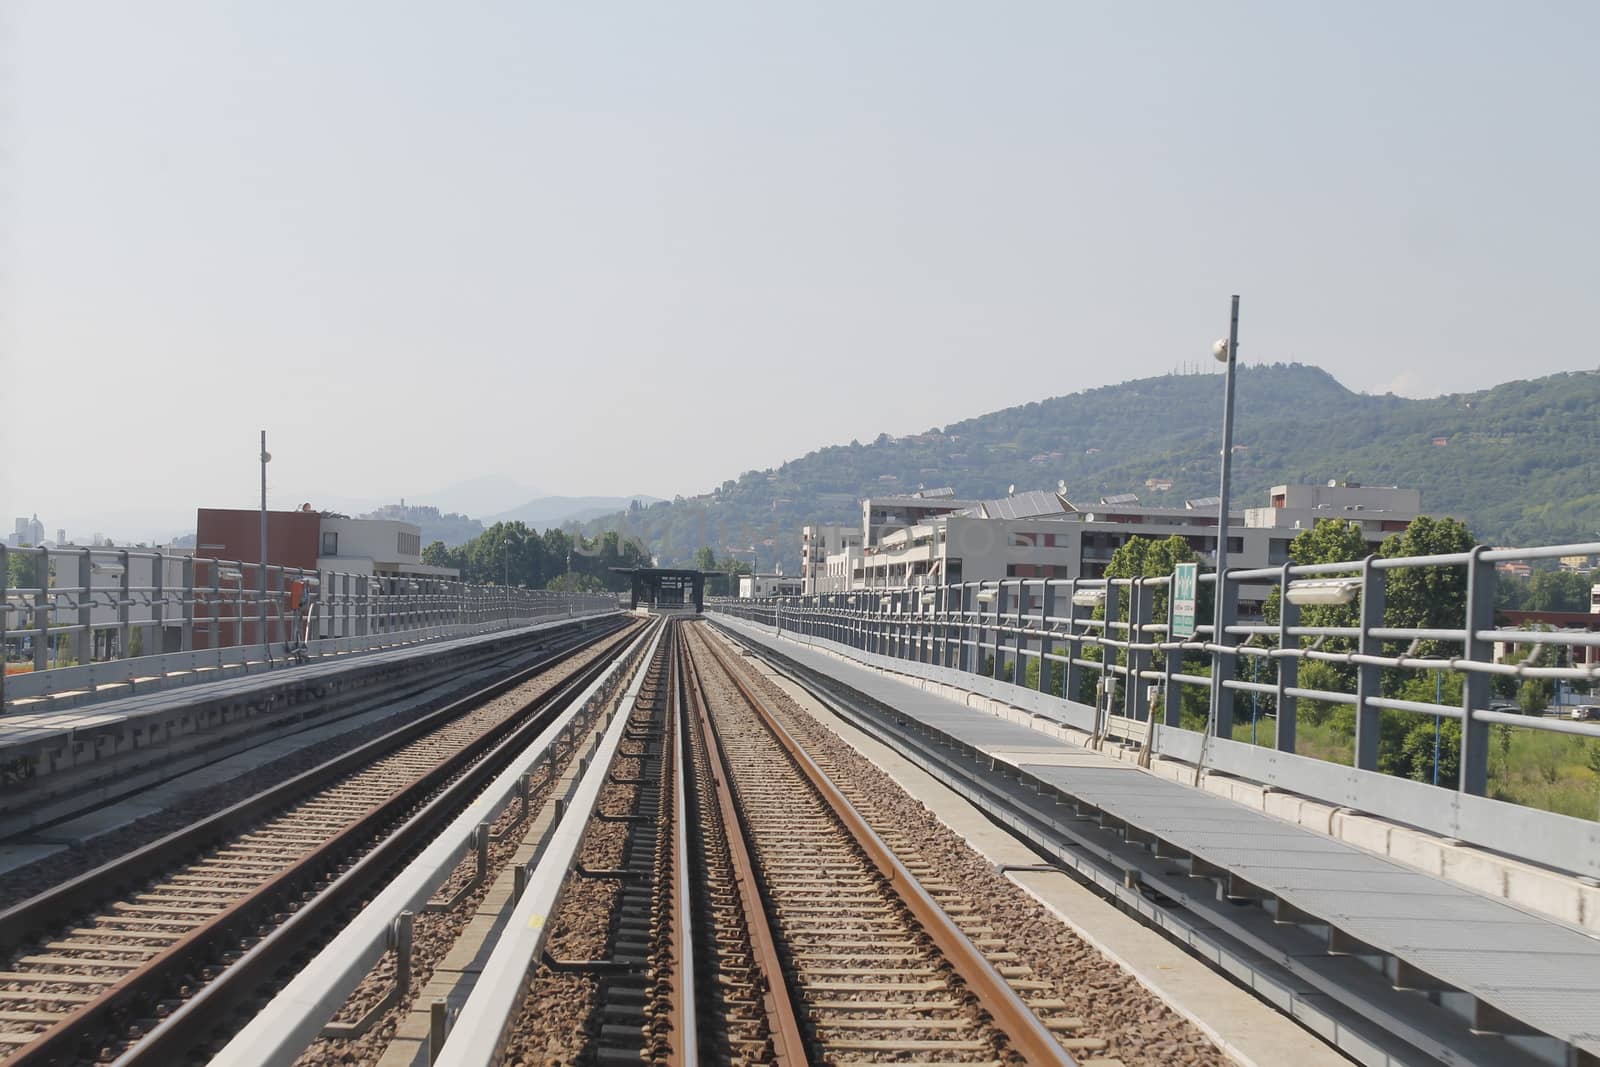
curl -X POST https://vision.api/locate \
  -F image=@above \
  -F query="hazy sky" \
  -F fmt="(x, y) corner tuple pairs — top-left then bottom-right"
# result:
(4, 2), (1596, 537)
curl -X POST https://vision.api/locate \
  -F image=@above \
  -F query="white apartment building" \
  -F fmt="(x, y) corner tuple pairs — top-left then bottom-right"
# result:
(1244, 481), (1420, 541)
(801, 523), (863, 594)
(861, 489), (975, 545)
(739, 573), (804, 598)
(804, 482), (1422, 611)
(315, 517), (457, 579)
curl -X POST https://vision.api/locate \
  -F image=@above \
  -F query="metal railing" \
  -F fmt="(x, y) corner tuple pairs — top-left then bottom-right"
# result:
(711, 539), (1600, 879)
(1, 543), (618, 710)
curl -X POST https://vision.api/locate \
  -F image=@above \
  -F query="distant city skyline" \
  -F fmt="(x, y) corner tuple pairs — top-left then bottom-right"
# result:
(3, 3), (1596, 535)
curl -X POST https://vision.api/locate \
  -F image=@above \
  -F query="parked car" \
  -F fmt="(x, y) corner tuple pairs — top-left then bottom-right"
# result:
(1567, 704), (1600, 721)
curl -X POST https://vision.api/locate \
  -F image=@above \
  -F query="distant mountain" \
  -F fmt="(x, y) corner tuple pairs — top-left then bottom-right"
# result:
(413, 475), (544, 519)
(359, 503), (484, 547)
(582, 363), (1600, 571)
(489, 495), (665, 530)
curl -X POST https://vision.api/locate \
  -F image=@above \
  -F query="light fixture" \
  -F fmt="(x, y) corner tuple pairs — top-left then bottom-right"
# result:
(1285, 576), (1361, 606)
(974, 588), (998, 605)
(90, 561), (125, 577)
(879, 596), (894, 610)
(1072, 588), (1106, 608)
(218, 567), (244, 582)
(920, 591), (937, 606)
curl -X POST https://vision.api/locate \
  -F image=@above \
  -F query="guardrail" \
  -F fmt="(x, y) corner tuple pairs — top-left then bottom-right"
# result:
(711, 539), (1600, 879)
(0, 543), (618, 709)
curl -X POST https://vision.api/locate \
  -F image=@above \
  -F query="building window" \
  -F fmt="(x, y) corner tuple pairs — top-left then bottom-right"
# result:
(398, 532), (420, 556)
(322, 532), (338, 556)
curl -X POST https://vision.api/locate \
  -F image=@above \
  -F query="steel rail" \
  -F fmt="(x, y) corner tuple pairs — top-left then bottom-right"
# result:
(689, 626), (1076, 1067)
(666, 638), (697, 1067)
(0, 619), (636, 1067)
(677, 634), (808, 1066)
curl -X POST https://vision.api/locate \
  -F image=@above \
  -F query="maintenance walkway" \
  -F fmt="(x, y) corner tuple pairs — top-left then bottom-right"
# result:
(0, 613), (621, 837)
(714, 615), (1600, 1066)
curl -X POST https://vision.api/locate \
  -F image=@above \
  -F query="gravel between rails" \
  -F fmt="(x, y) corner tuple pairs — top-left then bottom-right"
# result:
(493, 637), (673, 1067)
(702, 626), (1230, 1067)
(497, 746), (651, 1065)
(0, 625), (636, 913)
(289, 630), (649, 1067)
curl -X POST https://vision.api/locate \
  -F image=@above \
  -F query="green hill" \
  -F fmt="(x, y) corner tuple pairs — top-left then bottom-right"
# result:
(588, 364), (1600, 571)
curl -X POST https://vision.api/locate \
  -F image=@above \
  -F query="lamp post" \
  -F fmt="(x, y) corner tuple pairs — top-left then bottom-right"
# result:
(259, 431), (271, 648)
(1208, 296), (1241, 736)
(502, 536), (512, 628)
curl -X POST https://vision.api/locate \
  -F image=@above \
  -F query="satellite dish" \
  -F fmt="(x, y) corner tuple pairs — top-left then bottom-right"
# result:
(1007, 484), (1016, 495)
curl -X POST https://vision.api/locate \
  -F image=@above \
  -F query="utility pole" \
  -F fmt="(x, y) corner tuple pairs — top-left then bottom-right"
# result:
(259, 431), (271, 648)
(1207, 297), (1240, 748)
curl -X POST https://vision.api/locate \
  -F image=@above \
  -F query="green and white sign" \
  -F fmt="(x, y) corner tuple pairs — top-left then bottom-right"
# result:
(1171, 562), (1198, 638)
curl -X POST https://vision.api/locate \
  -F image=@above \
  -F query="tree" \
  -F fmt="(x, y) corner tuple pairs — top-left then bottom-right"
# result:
(1263, 520), (1369, 697)
(1526, 569), (1592, 612)
(1379, 516), (1474, 636)
(545, 572), (604, 593)
(1398, 718), (1462, 785)
(5, 547), (42, 593)
(422, 540), (464, 572)
(1097, 535), (1203, 713)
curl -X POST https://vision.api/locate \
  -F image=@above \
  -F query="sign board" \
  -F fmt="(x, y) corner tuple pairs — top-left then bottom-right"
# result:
(1171, 562), (1198, 638)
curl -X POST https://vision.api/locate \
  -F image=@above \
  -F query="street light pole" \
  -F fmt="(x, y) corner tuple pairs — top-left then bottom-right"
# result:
(1208, 296), (1241, 732)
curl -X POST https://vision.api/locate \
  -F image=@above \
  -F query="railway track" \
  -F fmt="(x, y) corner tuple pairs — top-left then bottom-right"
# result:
(0, 618), (638, 1066)
(680, 622), (1082, 1066)
(178, 615), (1198, 1066)
(452, 618), (1088, 1065)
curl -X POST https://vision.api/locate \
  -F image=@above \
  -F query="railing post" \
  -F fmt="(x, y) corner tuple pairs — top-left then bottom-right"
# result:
(1128, 578), (1152, 722)
(180, 555), (195, 652)
(1162, 576), (1181, 727)
(1037, 580), (1053, 695)
(1102, 577), (1121, 710)
(1459, 547), (1493, 795)
(33, 548), (50, 673)
(77, 551), (94, 665)
(1063, 579), (1082, 706)
(1274, 562), (1298, 751)
(993, 583), (1008, 680)
(0, 545), (8, 709)
(117, 549), (131, 660)
(1009, 580), (1024, 686)
(206, 560), (221, 651)
(150, 552), (166, 657)
(1353, 556), (1385, 774)
(1211, 572), (1238, 739)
